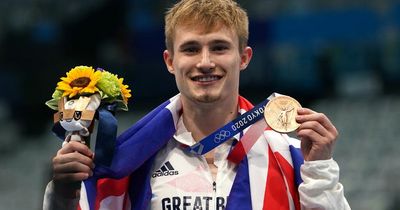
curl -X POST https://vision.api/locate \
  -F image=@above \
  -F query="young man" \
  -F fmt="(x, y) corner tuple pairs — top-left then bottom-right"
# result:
(43, 0), (350, 209)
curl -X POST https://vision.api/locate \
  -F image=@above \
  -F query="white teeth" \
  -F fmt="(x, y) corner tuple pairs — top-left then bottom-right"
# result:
(193, 75), (220, 82)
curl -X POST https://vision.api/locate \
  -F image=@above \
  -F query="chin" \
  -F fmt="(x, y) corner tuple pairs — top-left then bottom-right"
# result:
(194, 93), (220, 103)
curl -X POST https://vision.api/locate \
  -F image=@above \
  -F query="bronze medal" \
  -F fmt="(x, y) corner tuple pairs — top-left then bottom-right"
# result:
(264, 95), (302, 133)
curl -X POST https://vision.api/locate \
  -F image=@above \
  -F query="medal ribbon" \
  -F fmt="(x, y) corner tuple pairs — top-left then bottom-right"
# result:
(186, 98), (270, 155)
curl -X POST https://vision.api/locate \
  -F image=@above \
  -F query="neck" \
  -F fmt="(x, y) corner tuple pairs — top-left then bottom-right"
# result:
(181, 96), (239, 142)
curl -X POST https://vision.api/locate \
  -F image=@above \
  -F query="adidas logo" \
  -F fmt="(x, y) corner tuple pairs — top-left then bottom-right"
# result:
(152, 161), (179, 178)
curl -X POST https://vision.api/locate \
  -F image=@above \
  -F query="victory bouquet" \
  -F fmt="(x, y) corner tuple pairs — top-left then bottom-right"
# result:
(46, 66), (131, 162)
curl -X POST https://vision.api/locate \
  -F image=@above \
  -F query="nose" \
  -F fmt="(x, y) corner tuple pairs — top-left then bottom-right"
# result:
(196, 49), (215, 71)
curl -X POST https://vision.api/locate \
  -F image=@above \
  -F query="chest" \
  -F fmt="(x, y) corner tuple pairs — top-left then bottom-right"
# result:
(149, 141), (237, 210)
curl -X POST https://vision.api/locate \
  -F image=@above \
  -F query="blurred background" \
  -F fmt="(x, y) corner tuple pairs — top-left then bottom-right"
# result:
(0, 0), (399, 209)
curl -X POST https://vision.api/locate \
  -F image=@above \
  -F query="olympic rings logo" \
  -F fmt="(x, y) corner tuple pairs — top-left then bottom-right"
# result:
(213, 130), (231, 143)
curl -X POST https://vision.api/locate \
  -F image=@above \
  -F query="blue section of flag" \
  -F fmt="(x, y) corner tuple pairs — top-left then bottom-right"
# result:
(128, 155), (156, 210)
(289, 145), (304, 187)
(93, 99), (176, 179)
(83, 177), (97, 210)
(226, 156), (252, 210)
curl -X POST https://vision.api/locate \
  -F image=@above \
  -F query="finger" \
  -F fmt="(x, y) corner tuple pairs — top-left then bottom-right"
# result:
(53, 160), (94, 173)
(297, 120), (329, 138)
(53, 153), (95, 169)
(296, 110), (337, 135)
(297, 107), (316, 115)
(57, 141), (93, 158)
(53, 172), (90, 183)
(296, 108), (317, 124)
(297, 128), (324, 142)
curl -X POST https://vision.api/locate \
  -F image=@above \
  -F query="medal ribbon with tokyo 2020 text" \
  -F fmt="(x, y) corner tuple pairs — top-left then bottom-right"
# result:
(186, 98), (270, 155)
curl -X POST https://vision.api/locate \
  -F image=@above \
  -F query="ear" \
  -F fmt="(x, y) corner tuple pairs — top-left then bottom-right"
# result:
(239, 46), (253, 71)
(163, 50), (174, 74)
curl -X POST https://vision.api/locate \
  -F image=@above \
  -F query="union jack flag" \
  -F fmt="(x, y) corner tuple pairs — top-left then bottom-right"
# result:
(78, 94), (304, 210)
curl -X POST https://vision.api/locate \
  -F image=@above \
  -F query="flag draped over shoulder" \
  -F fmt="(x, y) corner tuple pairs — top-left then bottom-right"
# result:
(79, 94), (304, 210)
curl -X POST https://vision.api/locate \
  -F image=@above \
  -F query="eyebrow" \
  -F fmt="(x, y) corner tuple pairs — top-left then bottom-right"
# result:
(209, 39), (231, 46)
(178, 39), (232, 50)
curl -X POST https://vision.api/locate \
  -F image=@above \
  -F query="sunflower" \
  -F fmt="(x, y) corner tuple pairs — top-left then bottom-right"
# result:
(56, 66), (101, 98)
(118, 77), (132, 104)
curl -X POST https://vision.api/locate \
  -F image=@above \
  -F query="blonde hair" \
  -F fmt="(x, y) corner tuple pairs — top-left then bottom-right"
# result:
(165, 0), (249, 52)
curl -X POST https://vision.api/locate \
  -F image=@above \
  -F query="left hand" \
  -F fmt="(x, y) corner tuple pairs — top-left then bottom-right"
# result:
(295, 108), (338, 161)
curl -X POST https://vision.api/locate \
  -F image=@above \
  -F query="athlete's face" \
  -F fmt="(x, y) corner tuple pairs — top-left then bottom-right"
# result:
(163, 24), (252, 104)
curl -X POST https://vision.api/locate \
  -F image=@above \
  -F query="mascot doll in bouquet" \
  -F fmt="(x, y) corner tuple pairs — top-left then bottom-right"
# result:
(46, 65), (131, 153)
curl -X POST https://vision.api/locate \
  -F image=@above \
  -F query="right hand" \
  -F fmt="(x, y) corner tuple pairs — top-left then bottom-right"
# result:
(52, 141), (95, 198)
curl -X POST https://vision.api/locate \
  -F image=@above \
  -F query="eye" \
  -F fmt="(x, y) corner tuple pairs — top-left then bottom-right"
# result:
(73, 111), (82, 120)
(211, 45), (229, 52)
(60, 112), (64, 121)
(182, 46), (199, 54)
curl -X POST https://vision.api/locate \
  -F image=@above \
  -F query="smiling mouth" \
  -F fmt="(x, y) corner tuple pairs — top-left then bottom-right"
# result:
(191, 75), (222, 82)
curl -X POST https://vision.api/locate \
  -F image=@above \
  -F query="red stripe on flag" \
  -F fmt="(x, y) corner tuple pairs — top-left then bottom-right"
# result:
(238, 96), (254, 111)
(275, 152), (301, 210)
(228, 141), (246, 164)
(95, 177), (130, 210)
(263, 147), (290, 210)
